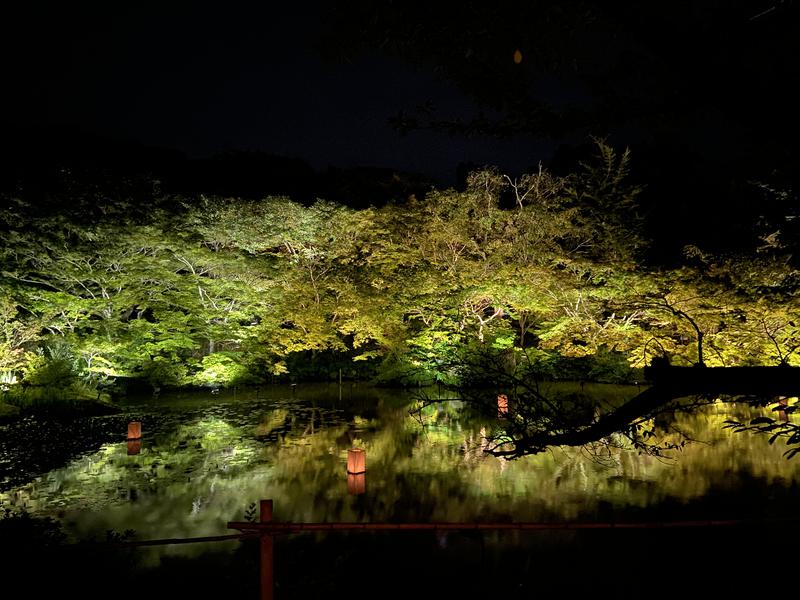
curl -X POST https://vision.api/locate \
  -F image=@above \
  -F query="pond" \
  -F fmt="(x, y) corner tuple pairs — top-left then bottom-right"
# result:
(1, 383), (799, 596)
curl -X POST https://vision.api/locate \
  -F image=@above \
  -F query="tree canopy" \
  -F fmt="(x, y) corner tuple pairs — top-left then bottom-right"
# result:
(1, 141), (797, 409)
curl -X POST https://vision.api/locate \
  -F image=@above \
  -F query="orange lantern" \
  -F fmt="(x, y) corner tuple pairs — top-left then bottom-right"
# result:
(127, 439), (141, 455)
(497, 394), (509, 416)
(347, 448), (366, 474)
(127, 421), (142, 440)
(347, 472), (366, 495)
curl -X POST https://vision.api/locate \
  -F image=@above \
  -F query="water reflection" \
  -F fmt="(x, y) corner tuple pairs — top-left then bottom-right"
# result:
(0, 383), (798, 560)
(127, 439), (141, 456)
(347, 473), (366, 495)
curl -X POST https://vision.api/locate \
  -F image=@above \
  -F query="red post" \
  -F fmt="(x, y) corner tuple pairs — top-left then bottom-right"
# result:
(260, 499), (273, 600)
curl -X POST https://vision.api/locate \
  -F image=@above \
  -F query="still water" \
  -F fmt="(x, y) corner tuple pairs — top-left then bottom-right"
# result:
(1, 383), (799, 562)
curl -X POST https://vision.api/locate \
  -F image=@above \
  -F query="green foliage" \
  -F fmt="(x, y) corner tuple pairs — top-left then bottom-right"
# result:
(138, 357), (188, 389)
(4, 339), (110, 408)
(191, 352), (258, 387)
(563, 139), (644, 265)
(22, 341), (79, 388)
(0, 142), (795, 400)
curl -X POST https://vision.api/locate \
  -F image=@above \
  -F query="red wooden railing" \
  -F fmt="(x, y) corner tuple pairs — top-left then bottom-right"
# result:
(227, 499), (752, 600)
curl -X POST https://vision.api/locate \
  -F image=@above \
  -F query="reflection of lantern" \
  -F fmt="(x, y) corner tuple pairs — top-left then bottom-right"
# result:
(778, 397), (789, 422)
(497, 394), (509, 416)
(127, 439), (141, 455)
(347, 472), (366, 495)
(347, 448), (366, 474)
(127, 421), (142, 440)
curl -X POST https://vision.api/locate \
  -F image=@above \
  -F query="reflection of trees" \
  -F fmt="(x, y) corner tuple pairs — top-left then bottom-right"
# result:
(410, 393), (800, 516)
(444, 352), (800, 460)
(724, 407), (800, 459)
(3, 388), (800, 550)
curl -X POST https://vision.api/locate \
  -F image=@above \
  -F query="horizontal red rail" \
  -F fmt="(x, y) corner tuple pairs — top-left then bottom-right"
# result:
(231, 500), (800, 600)
(227, 518), (750, 532)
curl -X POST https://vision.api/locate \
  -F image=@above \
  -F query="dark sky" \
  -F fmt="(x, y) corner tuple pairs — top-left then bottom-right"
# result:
(1, 1), (796, 192)
(1, 2), (555, 184)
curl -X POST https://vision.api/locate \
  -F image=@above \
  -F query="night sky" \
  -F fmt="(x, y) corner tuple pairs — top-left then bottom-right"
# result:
(2, 2), (555, 184)
(1, 1), (797, 196)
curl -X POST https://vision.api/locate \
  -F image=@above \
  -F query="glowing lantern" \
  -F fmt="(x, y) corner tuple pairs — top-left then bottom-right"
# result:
(127, 439), (141, 455)
(347, 472), (366, 495)
(347, 448), (366, 474)
(513, 49), (523, 64)
(127, 421), (142, 440)
(497, 394), (509, 416)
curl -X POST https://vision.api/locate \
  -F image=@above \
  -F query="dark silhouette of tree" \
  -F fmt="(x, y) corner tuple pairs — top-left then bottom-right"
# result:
(321, 1), (797, 147)
(320, 1), (798, 260)
(431, 349), (800, 459)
